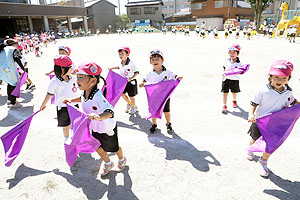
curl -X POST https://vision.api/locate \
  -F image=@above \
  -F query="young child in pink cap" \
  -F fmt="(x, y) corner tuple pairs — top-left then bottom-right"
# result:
(64, 62), (127, 177)
(139, 49), (183, 134)
(247, 60), (298, 177)
(109, 46), (139, 114)
(221, 44), (242, 113)
(40, 55), (80, 141)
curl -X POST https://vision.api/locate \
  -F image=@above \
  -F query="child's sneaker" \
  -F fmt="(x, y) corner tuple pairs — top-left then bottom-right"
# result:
(129, 106), (137, 114)
(149, 124), (157, 133)
(233, 101), (238, 108)
(26, 83), (31, 90)
(29, 84), (36, 90)
(125, 104), (131, 113)
(246, 151), (254, 161)
(116, 157), (127, 172)
(257, 157), (269, 177)
(166, 123), (173, 133)
(100, 162), (114, 176)
(8, 102), (22, 109)
(222, 105), (227, 113)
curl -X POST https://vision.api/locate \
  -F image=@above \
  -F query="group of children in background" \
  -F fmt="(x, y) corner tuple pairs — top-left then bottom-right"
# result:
(39, 45), (182, 176)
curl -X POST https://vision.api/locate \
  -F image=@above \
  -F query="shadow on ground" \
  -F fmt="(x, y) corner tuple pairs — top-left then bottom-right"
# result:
(0, 106), (34, 127)
(54, 153), (138, 200)
(227, 106), (249, 120)
(263, 170), (300, 199)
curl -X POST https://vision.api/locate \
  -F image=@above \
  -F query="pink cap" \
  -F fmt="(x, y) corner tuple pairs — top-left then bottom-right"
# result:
(54, 55), (73, 67)
(77, 62), (102, 75)
(269, 60), (293, 76)
(118, 46), (130, 55)
(149, 49), (164, 58)
(228, 44), (241, 51)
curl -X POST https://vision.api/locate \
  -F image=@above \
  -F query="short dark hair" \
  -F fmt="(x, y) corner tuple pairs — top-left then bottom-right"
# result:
(54, 65), (71, 77)
(118, 49), (129, 55)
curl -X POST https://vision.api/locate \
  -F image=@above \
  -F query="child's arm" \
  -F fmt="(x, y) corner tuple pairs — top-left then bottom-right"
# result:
(108, 67), (119, 70)
(177, 76), (183, 80)
(129, 72), (139, 81)
(248, 105), (257, 123)
(40, 93), (53, 110)
(63, 97), (81, 104)
(45, 70), (54, 76)
(139, 79), (146, 87)
(88, 111), (113, 121)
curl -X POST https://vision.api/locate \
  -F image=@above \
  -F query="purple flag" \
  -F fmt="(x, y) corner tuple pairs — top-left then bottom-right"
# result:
(145, 79), (180, 119)
(1, 111), (40, 167)
(11, 72), (28, 98)
(65, 104), (100, 167)
(101, 70), (127, 107)
(224, 64), (250, 76)
(49, 74), (55, 104)
(248, 103), (300, 154)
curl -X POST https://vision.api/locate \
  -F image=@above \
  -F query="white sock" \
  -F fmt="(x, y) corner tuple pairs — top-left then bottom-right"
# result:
(105, 161), (112, 165)
(64, 136), (68, 141)
(119, 157), (125, 162)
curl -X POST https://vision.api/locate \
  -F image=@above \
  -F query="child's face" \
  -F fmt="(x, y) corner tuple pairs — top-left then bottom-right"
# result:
(59, 49), (69, 56)
(64, 67), (72, 76)
(270, 75), (289, 90)
(228, 50), (238, 60)
(150, 55), (163, 70)
(118, 50), (128, 61)
(76, 74), (95, 90)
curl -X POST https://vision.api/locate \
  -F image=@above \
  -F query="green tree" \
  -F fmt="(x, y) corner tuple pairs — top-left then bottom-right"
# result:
(116, 14), (131, 29)
(247, 0), (274, 30)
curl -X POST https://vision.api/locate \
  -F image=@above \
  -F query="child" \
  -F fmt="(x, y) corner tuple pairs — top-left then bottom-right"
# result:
(64, 62), (127, 176)
(109, 47), (139, 114)
(40, 55), (80, 141)
(247, 60), (297, 177)
(221, 44), (242, 113)
(213, 26), (218, 39)
(235, 26), (240, 39)
(139, 49), (183, 133)
(289, 24), (297, 43)
(19, 51), (35, 90)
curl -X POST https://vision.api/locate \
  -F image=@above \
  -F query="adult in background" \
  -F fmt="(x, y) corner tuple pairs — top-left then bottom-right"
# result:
(0, 39), (26, 108)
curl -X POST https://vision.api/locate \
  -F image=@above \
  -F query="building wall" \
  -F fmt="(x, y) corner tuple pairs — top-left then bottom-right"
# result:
(91, 1), (116, 32)
(127, 4), (164, 23)
(191, 0), (253, 21)
(162, 0), (191, 17)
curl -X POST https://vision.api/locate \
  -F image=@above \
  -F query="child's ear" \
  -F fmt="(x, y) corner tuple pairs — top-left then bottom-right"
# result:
(162, 58), (164, 62)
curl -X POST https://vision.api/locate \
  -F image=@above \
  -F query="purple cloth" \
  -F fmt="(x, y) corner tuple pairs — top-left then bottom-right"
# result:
(224, 64), (250, 76)
(145, 79), (180, 119)
(64, 104), (100, 167)
(11, 72), (28, 98)
(49, 74), (55, 104)
(101, 70), (128, 107)
(1, 111), (40, 167)
(248, 103), (300, 154)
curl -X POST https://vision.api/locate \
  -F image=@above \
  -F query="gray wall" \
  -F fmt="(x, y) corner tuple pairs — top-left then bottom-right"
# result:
(127, 4), (164, 23)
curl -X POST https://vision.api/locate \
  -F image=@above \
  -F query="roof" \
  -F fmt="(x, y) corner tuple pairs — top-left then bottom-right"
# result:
(85, 0), (117, 8)
(172, 8), (191, 17)
(126, 0), (164, 7)
(237, 1), (251, 8)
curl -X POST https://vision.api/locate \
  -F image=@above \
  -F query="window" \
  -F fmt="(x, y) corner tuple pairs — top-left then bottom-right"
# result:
(191, 3), (202, 10)
(130, 8), (141, 15)
(144, 7), (156, 14)
(214, 0), (228, 8)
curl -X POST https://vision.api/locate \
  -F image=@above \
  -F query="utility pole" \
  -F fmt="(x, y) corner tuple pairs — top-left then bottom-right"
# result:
(118, 0), (121, 15)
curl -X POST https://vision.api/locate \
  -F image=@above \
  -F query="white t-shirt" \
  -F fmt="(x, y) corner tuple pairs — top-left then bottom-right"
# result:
(223, 58), (242, 81)
(290, 28), (297, 34)
(81, 87), (116, 135)
(251, 83), (295, 118)
(118, 58), (138, 79)
(47, 75), (80, 108)
(144, 66), (177, 84)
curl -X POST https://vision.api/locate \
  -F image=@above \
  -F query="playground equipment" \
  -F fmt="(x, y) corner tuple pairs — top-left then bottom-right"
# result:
(277, 2), (300, 36)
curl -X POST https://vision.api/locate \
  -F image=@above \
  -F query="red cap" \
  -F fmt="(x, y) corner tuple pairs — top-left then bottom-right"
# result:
(228, 44), (241, 51)
(54, 55), (73, 67)
(118, 46), (130, 55)
(269, 60), (293, 76)
(77, 62), (102, 75)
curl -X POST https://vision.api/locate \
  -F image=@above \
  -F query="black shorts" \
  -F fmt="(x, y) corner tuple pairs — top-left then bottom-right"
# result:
(221, 79), (240, 93)
(247, 123), (261, 141)
(215, 34), (218, 37)
(92, 125), (119, 152)
(236, 32), (239, 36)
(123, 79), (138, 97)
(57, 105), (78, 127)
(201, 32), (205, 36)
(225, 32), (228, 36)
(163, 98), (170, 112)
(290, 33), (296, 37)
(269, 32), (273, 35)
(247, 33), (251, 36)
(229, 31), (232, 34)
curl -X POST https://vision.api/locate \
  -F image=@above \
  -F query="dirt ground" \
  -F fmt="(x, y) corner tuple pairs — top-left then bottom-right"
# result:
(0, 32), (300, 200)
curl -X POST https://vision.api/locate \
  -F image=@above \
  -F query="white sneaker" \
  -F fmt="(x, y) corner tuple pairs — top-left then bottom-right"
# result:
(8, 102), (22, 109)
(129, 106), (137, 114)
(125, 104), (131, 113)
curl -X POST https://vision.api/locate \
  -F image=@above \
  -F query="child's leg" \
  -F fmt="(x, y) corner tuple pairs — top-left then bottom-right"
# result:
(232, 92), (237, 101)
(115, 146), (124, 160)
(129, 96), (135, 107)
(164, 112), (171, 123)
(261, 153), (271, 160)
(151, 118), (157, 124)
(63, 125), (70, 137)
(122, 94), (131, 104)
(223, 93), (229, 105)
(249, 138), (255, 145)
(96, 147), (111, 163)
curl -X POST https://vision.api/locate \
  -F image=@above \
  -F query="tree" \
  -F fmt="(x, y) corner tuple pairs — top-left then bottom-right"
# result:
(116, 14), (131, 29)
(247, 0), (274, 30)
